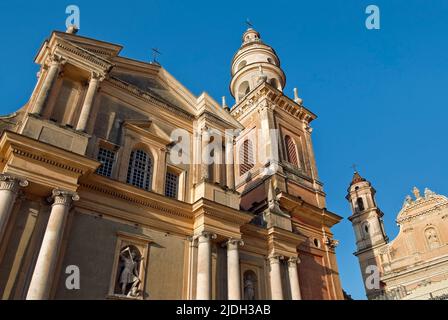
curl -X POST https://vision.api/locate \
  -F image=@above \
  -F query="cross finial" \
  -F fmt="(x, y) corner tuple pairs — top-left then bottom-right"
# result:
(245, 18), (253, 29)
(151, 48), (161, 64)
(351, 164), (358, 173)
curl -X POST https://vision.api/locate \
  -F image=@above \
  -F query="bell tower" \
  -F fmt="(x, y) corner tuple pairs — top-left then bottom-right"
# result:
(347, 171), (388, 251)
(347, 170), (388, 299)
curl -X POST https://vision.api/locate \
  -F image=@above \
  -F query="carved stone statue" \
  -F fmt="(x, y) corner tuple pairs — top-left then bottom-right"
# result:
(424, 188), (436, 199)
(403, 195), (413, 208)
(119, 246), (142, 297)
(412, 187), (421, 200)
(425, 228), (440, 249)
(243, 272), (256, 300)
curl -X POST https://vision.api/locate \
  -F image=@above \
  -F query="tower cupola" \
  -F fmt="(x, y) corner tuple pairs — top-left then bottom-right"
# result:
(230, 28), (286, 103)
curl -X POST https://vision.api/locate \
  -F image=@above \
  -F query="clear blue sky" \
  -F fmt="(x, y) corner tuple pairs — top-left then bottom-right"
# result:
(1, 0), (447, 300)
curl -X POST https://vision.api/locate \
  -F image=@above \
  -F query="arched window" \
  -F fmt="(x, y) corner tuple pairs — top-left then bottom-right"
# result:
(239, 139), (254, 176)
(285, 135), (299, 167)
(238, 81), (250, 101)
(357, 197), (365, 212)
(362, 222), (370, 237)
(127, 149), (153, 191)
(243, 270), (258, 300)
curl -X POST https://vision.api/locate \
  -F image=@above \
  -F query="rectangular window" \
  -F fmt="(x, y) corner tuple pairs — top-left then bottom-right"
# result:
(97, 148), (116, 177)
(165, 171), (179, 199)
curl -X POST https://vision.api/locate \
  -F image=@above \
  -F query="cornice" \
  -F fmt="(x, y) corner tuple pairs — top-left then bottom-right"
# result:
(231, 82), (316, 124)
(192, 198), (254, 226)
(53, 37), (113, 71)
(197, 110), (242, 131)
(397, 196), (448, 224)
(279, 192), (342, 228)
(80, 175), (193, 220)
(0, 130), (99, 176)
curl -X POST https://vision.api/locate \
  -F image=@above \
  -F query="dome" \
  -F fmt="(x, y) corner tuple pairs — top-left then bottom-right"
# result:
(230, 28), (286, 103)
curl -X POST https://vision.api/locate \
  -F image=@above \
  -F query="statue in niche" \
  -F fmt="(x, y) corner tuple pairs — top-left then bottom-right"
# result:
(118, 246), (143, 297)
(425, 227), (440, 249)
(243, 271), (257, 300)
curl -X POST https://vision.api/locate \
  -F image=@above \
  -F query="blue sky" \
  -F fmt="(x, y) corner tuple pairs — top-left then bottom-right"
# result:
(1, 0), (447, 300)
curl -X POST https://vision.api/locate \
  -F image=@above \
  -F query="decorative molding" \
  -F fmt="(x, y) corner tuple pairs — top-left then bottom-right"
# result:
(80, 181), (192, 220)
(11, 147), (84, 174)
(55, 38), (113, 71)
(231, 83), (316, 125)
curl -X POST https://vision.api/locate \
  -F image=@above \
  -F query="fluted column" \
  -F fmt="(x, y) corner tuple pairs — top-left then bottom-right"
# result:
(288, 257), (302, 300)
(26, 190), (79, 300)
(196, 232), (216, 300)
(227, 239), (243, 300)
(76, 73), (101, 131)
(0, 175), (28, 241)
(269, 255), (284, 300)
(32, 56), (62, 115)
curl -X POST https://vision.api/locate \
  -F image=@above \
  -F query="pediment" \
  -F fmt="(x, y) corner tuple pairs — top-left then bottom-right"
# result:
(51, 31), (123, 58)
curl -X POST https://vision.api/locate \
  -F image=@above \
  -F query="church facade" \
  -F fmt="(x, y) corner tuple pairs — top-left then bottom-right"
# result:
(347, 172), (448, 300)
(0, 26), (344, 300)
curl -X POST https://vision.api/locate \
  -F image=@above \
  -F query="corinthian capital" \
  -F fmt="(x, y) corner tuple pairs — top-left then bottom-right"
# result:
(0, 174), (29, 193)
(50, 189), (80, 207)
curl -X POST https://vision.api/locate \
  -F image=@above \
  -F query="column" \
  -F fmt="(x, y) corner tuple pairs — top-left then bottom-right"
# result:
(26, 190), (79, 300)
(196, 231), (216, 300)
(32, 56), (61, 115)
(0, 175), (28, 241)
(227, 239), (243, 300)
(269, 255), (284, 300)
(76, 73), (101, 131)
(288, 257), (302, 300)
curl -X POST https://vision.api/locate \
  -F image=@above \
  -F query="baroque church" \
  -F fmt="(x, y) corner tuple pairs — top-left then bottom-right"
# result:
(347, 172), (448, 300)
(0, 25), (344, 300)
